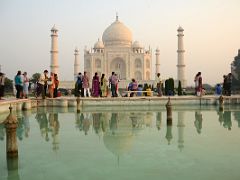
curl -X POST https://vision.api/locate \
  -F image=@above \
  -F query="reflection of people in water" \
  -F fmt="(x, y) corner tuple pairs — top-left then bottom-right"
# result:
(49, 113), (59, 135)
(223, 111), (232, 130)
(194, 111), (203, 134)
(0, 122), (5, 140)
(217, 110), (224, 125)
(49, 113), (60, 151)
(75, 113), (84, 131)
(130, 112), (138, 128)
(16, 115), (24, 141)
(22, 111), (30, 138)
(156, 112), (162, 130)
(100, 112), (109, 132)
(83, 113), (91, 135)
(233, 112), (240, 128)
(110, 113), (118, 135)
(35, 109), (49, 141)
(92, 113), (101, 134)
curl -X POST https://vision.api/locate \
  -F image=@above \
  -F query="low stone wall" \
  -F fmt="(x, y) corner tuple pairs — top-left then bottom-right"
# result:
(0, 95), (240, 114)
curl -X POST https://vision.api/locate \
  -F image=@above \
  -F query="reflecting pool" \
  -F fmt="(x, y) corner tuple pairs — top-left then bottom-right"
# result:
(1, 105), (240, 180)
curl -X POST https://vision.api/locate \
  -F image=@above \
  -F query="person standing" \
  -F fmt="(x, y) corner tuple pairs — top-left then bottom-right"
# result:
(82, 71), (91, 97)
(14, 70), (23, 99)
(22, 72), (29, 98)
(109, 72), (118, 97)
(100, 74), (108, 97)
(38, 70), (49, 99)
(194, 72), (202, 96)
(155, 73), (162, 96)
(92, 72), (100, 97)
(54, 74), (59, 98)
(194, 72), (200, 95)
(215, 84), (222, 96)
(48, 72), (55, 98)
(76, 72), (83, 97)
(197, 72), (203, 96)
(0, 72), (5, 100)
(222, 75), (227, 95)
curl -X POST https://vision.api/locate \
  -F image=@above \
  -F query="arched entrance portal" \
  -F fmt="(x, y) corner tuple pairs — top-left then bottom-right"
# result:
(110, 58), (126, 80)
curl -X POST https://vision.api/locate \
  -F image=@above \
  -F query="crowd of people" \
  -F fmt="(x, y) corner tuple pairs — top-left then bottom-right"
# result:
(36, 70), (59, 99)
(75, 71), (120, 97)
(13, 69), (59, 99)
(0, 69), (236, 100)
(75, 71), (160, 98)
(194, 72), (232, 96)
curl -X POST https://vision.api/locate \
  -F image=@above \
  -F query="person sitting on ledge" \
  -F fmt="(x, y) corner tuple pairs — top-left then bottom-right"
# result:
(128, 79), (138, 97)
(137, 84), (143, 96)
(146, 85), (152, 96)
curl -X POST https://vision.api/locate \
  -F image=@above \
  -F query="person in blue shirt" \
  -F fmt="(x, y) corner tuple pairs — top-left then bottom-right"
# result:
(14, 70), (23, 98)
(215, 84), (222, 95)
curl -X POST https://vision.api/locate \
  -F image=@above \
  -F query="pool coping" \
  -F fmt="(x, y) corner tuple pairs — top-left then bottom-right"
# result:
(0, 95), (239, 113)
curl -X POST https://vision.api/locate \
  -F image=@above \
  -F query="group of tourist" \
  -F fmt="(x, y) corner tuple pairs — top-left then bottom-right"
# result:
(75, 71), (160, 98)
(36, 70), (59, 99)
(14, 70), (30, 99)
(194, 72), (233, 96)
(0, 69), (236, 101)
(75, 71), (119, 97)
(13, 70), (59, 99)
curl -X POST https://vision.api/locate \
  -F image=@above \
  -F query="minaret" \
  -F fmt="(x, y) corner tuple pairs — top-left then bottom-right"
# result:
(155, 47), (160, 79)
(50, 25), (59, 75)
(177, 26), (186, 87)
(74, 47), (80, 81)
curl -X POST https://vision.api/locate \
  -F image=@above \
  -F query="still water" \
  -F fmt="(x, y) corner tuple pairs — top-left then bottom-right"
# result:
(0, 106), (240, 180)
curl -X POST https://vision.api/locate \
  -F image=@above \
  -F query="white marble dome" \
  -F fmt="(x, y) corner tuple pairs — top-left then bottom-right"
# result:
(102, 16), (132, 47)
(94, 39), (104, 49)
(132, 41), (143, 49)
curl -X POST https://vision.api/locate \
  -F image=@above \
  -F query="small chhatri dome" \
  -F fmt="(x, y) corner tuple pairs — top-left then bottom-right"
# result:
(74, 47), (79, 53)
(102, 15), (132, 47)
(156, 47), (160, 52)
(177, 26), (184, 32)
(51, 25), (58, 31)
(94, 38), (104, 49)
(132, 41), (143, 49)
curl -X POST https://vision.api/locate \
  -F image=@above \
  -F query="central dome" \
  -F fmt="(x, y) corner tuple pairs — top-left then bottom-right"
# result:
(102, 16), (132, 47)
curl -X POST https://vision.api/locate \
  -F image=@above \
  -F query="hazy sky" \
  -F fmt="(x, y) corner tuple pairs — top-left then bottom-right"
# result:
(0, 0), (239, 86)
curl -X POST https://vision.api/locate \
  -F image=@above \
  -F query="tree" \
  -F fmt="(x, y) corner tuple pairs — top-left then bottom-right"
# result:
(232, 49), (240, 89)
(4, 77), (13, 93)
(165, 78), (175, 96)
(177, 80), (183, 96)
(31, 73), (41, 83)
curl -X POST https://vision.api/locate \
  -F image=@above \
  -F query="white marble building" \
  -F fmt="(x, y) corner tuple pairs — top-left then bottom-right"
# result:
(84, 15), (152, 81)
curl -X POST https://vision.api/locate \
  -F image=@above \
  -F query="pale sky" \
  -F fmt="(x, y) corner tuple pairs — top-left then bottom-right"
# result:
(0, 0), (239, 86)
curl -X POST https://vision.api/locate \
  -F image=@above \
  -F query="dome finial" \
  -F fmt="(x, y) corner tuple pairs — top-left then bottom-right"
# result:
(116, 12), (118, 21)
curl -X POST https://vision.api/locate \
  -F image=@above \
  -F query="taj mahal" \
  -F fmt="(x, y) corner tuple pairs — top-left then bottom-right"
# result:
(84, 15), (152, 81)
(50, 15), (187, 88)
